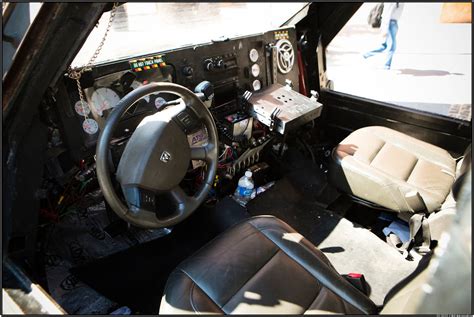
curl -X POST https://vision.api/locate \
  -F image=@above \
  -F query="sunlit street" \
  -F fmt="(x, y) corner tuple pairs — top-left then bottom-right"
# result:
(327, 3), (471, 121)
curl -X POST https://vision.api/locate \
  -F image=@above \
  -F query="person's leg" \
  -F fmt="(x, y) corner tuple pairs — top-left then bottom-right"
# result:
(384, 20), (399, 69)
(363, 24), (390, 58)
(363, 38), (388, 58)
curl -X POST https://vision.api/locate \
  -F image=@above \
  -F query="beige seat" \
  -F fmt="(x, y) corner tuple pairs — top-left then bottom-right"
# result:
(328, 126), (456, 214)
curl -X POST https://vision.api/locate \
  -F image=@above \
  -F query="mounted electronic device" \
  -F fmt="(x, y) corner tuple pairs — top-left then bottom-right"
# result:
(247, 83), (323, 134)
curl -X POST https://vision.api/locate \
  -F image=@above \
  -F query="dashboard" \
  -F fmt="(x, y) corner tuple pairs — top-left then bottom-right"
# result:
(58, 26), (299, 151)
(51, 25), (324, 201)
(55, 25), (324, 185)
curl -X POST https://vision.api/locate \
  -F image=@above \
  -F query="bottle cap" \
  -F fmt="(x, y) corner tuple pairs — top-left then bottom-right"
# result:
(245, 171), (252, 178)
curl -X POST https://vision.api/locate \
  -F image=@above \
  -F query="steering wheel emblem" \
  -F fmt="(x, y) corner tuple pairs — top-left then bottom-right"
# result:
(160, 151), (172, 163)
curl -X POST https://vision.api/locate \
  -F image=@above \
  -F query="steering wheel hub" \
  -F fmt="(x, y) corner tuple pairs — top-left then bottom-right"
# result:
(116, 110), (191, 192)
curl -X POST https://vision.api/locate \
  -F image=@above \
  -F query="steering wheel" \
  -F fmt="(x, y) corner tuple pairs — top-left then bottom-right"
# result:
(96, 82), (218, 229)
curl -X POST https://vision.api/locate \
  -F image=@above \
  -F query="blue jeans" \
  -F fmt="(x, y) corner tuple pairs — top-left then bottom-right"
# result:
(364, 20), (399, 68)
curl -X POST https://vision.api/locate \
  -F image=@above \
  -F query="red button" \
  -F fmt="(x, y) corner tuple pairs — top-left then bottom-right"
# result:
(348, 273), (363, 278)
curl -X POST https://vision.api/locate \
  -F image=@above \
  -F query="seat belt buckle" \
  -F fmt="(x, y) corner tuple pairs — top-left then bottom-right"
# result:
(342, 273), (369, 295)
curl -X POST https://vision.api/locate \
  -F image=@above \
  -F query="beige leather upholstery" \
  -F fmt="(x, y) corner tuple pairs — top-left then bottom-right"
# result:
(329, 126), (456, 213)
(427, 145), (471, 239)
(160, 216), (377, 314)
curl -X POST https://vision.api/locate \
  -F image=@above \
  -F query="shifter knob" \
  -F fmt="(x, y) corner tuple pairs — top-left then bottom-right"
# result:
(194, 81), (214, 108)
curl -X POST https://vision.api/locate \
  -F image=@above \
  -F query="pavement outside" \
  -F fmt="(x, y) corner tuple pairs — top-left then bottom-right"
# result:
(326, 3), (471, 121)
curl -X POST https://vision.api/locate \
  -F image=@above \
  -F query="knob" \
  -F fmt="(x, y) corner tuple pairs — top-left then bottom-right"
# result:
(182, 66), (193, 77)
(216, 59), (225, 69)
(310, 90), (319, 102)
(204, 59), (214, 71)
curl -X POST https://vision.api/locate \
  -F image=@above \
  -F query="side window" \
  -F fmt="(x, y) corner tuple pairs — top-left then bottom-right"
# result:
(326, 3), (471, 122)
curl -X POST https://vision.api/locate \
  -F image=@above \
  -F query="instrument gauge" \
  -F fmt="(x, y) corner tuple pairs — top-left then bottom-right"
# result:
(130, 80), (150, 103)
(251, 64), (260, 78)
(82, 118), (99, 135)
(252, 79), (261, 91)
(249, 48), (259, 62)
(74, 100), (91, 116)
(91, 87), (121, 116)
(155, 97), (167, 110)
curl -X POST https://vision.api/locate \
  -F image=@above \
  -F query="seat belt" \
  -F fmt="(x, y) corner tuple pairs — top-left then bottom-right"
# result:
(387, 192), (432, 259)
(387, 214), (431, 260)
(404, 213), (432, 256)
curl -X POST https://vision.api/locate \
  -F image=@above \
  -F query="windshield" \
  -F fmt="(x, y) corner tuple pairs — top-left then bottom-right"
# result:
(72, 2), (308, 68)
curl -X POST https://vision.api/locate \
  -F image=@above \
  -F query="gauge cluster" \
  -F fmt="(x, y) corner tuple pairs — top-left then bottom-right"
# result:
(88, 87), (121, 116)
(77, 67), (176, 134)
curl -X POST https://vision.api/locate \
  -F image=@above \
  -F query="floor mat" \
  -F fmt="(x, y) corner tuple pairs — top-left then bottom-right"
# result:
(41, 190), (178, 314)
(247, 177), (341, 245)
(69, 204), (219, 314)
(316, 217), (418, 305)
(247, 172), (419, 306)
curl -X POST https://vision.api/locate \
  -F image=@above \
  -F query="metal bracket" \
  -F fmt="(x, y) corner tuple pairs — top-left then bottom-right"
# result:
(269, 107), (282, 132)
(271, 44), (278, 84)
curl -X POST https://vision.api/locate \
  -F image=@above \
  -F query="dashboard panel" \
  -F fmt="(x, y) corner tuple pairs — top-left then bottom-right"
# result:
(57, 26), (301, 161)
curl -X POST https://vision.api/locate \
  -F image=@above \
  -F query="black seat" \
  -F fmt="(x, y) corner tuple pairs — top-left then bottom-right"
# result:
(159, 216), (377, 314)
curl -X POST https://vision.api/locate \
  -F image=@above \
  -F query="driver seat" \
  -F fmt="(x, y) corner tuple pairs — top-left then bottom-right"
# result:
(159, 169), (473, 315)
(159, 216), (378, 314)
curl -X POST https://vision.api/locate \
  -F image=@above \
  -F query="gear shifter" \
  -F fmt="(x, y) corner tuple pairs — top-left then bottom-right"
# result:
(194, 81), (214, 108)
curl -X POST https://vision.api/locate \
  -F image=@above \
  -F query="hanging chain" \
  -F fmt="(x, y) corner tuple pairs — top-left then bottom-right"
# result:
(67, 2), (119, 120)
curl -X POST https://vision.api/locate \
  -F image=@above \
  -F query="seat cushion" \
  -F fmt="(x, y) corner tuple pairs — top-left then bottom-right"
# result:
(329, 126), (456, 213)
(160, 216), (377, 314)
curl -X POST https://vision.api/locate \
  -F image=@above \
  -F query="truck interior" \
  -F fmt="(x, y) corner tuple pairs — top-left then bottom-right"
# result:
(2, 2), (472, 315)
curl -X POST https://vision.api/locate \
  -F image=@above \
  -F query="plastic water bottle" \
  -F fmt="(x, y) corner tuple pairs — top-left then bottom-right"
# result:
(234, 171), (255, 205)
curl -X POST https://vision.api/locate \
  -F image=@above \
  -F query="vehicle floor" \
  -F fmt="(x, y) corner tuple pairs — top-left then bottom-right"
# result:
(246, 160), (420, 306)
(40, 190), (221, 314)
